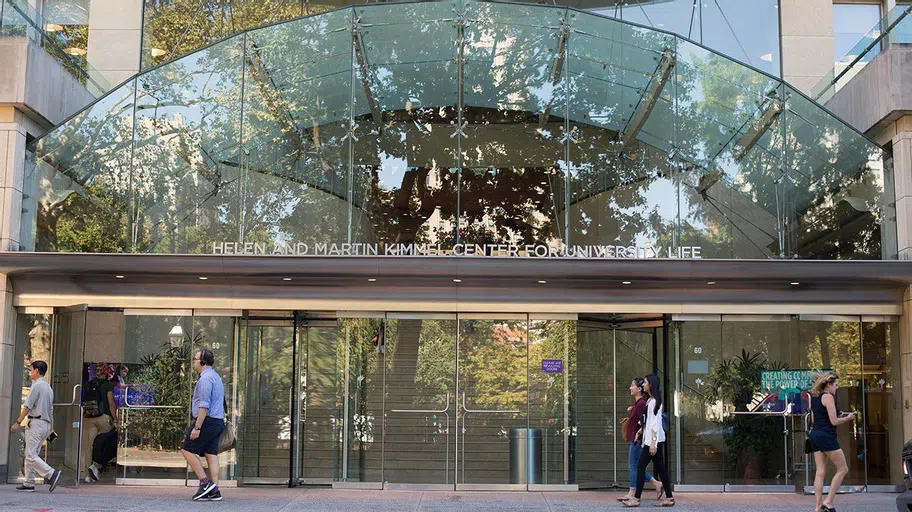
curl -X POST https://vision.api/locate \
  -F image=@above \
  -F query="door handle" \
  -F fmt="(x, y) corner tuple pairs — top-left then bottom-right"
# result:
(390, 392), (450, 414)
(461, 392), (519, 414)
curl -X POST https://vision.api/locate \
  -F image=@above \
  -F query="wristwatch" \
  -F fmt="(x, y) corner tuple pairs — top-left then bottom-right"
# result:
(192, 426), (201, 431)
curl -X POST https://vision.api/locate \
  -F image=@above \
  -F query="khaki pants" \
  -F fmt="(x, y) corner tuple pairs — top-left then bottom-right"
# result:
(82, 414), (112, 470)
(24, 420), (54, 486)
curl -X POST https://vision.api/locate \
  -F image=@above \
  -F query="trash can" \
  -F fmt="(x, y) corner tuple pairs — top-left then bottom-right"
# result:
(509, 427), (542, 484)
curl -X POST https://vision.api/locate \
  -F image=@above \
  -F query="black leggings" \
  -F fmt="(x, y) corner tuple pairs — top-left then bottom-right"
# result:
(634, 442), (672, 499)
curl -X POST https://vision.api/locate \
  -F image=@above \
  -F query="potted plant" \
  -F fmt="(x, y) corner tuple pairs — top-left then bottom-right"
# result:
(705, 350), (787, 481)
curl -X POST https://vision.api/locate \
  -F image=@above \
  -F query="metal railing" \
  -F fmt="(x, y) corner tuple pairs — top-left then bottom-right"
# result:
(0, 0), (110, 96)
(390, 392), (451, 484)
(119, 393), (187, 481)
(811, 4), (912, 103)
(730, 403), (793, 486)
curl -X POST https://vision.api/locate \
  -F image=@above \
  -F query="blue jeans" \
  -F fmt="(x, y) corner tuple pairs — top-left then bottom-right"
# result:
(629, 441), (654, 488)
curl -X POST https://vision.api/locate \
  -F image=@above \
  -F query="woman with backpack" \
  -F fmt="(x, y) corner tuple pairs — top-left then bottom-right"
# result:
(623, 373), (674, 507)
(82, 362), (117, 482)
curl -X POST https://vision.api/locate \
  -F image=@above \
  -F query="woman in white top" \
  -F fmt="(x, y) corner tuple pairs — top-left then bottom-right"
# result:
(623, 374), (674, 507)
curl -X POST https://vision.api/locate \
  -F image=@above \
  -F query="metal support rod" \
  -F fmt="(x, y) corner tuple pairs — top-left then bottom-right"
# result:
(342, 324), (351, 481)
(783, 414), (789, 486)
(804, 412), (811, 488)
(563, 321), (570, 485)
(613, 328), (618, 486)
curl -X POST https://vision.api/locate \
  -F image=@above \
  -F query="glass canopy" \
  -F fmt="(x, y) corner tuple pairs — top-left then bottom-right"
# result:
(20, 0), (895, 260)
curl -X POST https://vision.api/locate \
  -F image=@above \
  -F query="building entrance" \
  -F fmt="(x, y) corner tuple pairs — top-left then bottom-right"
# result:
(23, 307), (899, 492)
(334, 313), (581, 490)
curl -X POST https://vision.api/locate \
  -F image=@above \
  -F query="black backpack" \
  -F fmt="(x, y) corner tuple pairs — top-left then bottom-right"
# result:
(82, 379), (103, 418)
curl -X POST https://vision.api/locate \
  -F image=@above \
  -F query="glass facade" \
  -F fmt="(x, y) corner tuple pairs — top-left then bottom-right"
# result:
(140, 1), (781, 77)
(8, 309), (903, 489)
(675, 315), (904, 488)
(23, 0), (894, 260)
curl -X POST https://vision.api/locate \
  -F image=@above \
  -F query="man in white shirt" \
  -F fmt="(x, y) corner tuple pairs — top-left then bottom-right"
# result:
(10, 360), (62, 492)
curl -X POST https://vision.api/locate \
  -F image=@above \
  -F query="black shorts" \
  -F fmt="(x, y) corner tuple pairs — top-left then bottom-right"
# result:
(809, 428), (840, 453)
(182, 417), (224, 456)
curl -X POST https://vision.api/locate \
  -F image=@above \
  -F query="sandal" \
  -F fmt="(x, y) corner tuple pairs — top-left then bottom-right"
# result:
(654, 498), (674, 507)
(655, 482), (663, 500)
(618, 495), (634, 502)
(621, 498), (640, 507)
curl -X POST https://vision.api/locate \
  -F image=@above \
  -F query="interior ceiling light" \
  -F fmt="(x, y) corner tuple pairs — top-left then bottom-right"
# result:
(115, 275), (124, 279)
(538, 280), (547, 284)
(283, 277), (292, 281)
(64, 47), (87, 56)
(622, 281), (632, 285)
(199, 276), (208, 280)
(453, 278), (462, 283)
(791, 282), (800, 286)
(707, 281), (716, 285)
(368, 278), (377, 282)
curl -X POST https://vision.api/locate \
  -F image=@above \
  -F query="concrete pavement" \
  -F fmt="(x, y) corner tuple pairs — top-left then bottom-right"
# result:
(0, 485), (899, 511)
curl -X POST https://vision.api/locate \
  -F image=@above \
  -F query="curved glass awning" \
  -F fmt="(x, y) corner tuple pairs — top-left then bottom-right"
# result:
(20, 0), (896, 260)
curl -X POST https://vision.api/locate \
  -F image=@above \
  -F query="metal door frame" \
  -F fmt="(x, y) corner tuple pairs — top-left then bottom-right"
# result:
(116, 308), (192, 486)
(239, 317), (296, 486)
(44, 304), (88, 489)
(334, 312), (578, 491)
(575, 317), (666, 491)
(454, 313), (529, 491)
(294, 315), (337, 486)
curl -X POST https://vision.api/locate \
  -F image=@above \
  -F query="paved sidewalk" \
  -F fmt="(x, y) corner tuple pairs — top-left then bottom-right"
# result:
(0, 485), (898, 511)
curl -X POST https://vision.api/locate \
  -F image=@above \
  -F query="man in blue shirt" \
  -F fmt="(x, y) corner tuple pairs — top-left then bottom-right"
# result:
(181, 349), (225, 501)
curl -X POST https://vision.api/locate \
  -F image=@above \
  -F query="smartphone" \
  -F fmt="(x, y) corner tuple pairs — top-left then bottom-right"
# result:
(47, 431), (58, 443)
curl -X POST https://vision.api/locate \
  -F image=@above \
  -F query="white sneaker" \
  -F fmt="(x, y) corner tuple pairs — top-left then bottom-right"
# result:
(85, 476), (93, 483)
(89, 463), (100, 482)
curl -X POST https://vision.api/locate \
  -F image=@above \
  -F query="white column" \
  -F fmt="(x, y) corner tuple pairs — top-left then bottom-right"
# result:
(780, 0), (835, 95)
(893, 116), (912, 445)
(87, 0), (143, 86)
(0, 275), (15, 469)
(892, 116), (912, 260)
(0, 107), (26, 253)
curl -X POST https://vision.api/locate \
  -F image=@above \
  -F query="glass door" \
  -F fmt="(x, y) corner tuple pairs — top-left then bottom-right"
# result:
(295, 317), (340, 485)
(456, 314), (528, 490)
(575, 318), (662, 489)
(614, 324), (663, 490)
(337, 315), (385, 487)
(45, 304), (88, 488)
(237, 319), (295, 485)
(117, 310), (192, 484)
(383, 314), (457, 490)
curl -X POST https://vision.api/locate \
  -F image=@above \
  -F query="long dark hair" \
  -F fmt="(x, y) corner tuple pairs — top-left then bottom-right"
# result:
(633, 377), (646, 398)
(646, 374), (662, 415)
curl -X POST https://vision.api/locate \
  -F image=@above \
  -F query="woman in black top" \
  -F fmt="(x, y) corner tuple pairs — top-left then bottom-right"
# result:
(808, 372), (857, 512)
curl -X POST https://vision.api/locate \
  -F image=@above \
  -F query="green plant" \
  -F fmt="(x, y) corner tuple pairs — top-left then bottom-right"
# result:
(705, 350), (788, 478)
(127, 335), (196, 451)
